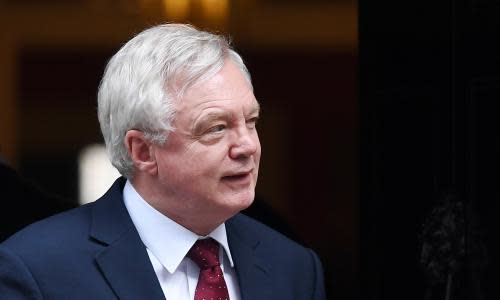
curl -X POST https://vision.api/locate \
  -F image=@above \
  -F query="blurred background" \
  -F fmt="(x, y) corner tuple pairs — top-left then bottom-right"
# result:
(0, 0), (358, 299)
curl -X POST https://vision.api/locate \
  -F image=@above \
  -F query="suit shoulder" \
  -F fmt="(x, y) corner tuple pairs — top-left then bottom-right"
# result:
(228, 213), (326, 298)
(2, 203), (93, 252)
(228, 213), (307, 252)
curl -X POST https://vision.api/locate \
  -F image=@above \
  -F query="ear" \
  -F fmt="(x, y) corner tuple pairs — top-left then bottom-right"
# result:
(124, 130), (158, 176)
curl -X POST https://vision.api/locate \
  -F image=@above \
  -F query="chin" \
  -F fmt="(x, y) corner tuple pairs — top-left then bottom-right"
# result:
(222, 189), (255, 214)
(239, 193), (255, 210)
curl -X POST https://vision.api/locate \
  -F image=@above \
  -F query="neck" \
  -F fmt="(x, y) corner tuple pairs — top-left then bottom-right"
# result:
(129, 176), (225, 236)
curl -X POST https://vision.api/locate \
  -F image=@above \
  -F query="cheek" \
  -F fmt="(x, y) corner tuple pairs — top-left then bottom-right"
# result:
(184, 146), (228, 177)
(157, 158), (183, 184)
(157, 140), (230, 183)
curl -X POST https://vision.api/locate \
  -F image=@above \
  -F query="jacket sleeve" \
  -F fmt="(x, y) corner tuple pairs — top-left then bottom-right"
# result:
(0, 245), (43, 299)
(308, 248), (327, 300)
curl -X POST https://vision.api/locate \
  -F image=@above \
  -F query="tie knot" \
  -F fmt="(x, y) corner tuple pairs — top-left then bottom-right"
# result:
(187, 238), (221, 269)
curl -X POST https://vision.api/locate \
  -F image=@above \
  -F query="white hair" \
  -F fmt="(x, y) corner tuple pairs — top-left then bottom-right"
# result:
(97, 24), (252, 178)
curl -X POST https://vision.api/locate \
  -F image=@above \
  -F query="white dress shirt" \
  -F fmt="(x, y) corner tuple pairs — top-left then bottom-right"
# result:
(123, 180), (242, 300)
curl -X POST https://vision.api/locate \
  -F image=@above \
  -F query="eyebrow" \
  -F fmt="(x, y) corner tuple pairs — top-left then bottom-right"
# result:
(192, 102), (261, 133)
(249, 102), (261, 116)
(193, 111), (231, 132)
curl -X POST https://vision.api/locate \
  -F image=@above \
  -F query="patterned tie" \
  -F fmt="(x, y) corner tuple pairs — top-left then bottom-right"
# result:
(187, 238), (230, 300)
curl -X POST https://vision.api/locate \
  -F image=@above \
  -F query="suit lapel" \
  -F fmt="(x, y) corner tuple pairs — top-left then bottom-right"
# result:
(90, 178), (165, 300)
(226, 215), (273, 300)
(95, 229), (165, 300)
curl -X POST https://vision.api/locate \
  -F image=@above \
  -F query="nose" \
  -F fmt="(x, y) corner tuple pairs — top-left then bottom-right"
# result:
(229, 128), (259, 160)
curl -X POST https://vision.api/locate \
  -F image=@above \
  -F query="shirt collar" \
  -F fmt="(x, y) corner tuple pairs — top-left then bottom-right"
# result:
(122, 180), (235, 274)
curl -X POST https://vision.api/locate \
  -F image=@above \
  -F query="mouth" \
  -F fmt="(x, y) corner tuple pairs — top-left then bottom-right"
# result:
(221, 170), (253, 184)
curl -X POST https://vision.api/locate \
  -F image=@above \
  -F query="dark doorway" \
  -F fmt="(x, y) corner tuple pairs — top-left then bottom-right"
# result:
(360, 0), (500, 299)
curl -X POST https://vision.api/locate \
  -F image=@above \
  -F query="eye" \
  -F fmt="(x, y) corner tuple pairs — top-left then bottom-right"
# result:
(247, 117), (259, 129)
(205, 124), (226, 134)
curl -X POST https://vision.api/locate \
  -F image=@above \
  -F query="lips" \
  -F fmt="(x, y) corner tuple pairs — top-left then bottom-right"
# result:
(221, 170), (253, 184)
(223, 173), (249, 180)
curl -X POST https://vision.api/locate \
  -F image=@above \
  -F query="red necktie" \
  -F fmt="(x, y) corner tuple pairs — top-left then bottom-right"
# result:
(187, 238), (230, 300)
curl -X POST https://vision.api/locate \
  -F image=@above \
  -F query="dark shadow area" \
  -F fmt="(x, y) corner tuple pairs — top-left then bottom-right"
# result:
(0, 160), (76, 242)
(360, 0), (500, 299)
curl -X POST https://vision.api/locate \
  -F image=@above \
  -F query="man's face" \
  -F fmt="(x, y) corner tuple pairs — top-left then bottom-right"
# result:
(152, 59), (261, 225)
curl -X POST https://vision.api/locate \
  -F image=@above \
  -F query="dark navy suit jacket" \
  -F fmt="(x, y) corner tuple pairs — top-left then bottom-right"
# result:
(0, 178), (326, 299)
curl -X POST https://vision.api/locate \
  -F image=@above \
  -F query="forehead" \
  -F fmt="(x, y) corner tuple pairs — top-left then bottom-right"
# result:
(175, 60), (258, 114)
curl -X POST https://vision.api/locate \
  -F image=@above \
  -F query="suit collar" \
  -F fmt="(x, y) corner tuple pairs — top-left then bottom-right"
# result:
(90, 177), (165, 300)
(226, 215), (273, 300)
(89, 177), (133, 244)
(122, 179), (236, 273)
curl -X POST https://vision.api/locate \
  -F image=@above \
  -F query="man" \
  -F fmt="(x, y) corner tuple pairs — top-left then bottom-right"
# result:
(0, 24), (325, 299)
